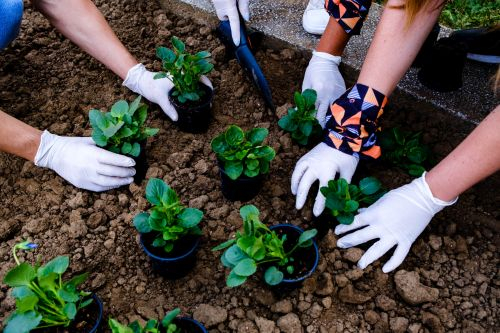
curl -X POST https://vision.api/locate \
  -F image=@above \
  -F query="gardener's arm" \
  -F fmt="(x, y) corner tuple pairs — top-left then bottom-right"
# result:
(293, 0), (444, 216)
(336, 105), (500, 273)
(31, 0), (189, 121)
(0, 110), (135, 192)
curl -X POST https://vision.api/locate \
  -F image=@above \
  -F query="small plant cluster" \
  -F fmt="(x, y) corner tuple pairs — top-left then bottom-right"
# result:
(90, 96), (159, 157)
(213, 205), (317, 287)
(134, 178), (203, 253)
(278, 89), (322, 145)
(155, 36), (214, 104)
(379, 127), (432, 177)
(3, 241), (92, 333)
(211, 125), (276, 180)
(109, 308), (181, 333)
(321, 177), (386, 225)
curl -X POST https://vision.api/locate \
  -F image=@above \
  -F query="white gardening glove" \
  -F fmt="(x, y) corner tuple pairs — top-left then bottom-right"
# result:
(123, 63), (213, 122)
(291, 142), (358, 217)
(34, 131), (136, 192)
(212, 0), (250, 46)
(302, 51), (346, 128)
(335, 173), (458, 273)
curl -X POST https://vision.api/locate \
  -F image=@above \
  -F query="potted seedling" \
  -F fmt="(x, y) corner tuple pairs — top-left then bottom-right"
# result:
(2, 241), (103, 333)
(213, 205), (319, 290)
(315, 177), (386, 238)
(278, 89), (322, 146)
(211, 125), (275, 201)
(108, 308), (207, 333)
(155, 36), (214, 133)
(379, 127), (433, 177)
(89, 95), (159, 184)
(133, 178), (203, 279)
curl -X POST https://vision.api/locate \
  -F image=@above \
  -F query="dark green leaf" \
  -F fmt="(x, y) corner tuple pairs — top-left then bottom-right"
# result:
(302, 89), (317, 108)
(4, 311), (42, 333)
(337, 214), (355, 225)
(225, 245), (248, 265)
(121, 142), (132, 155)
(133, 212), (152, 233)
(294, 91), (305, 111)
(110, 100), (129, 118)
(345, 200), (359, 213)
(38, 256), (69, 277)
(15, 294), (39, 313)
(359, 177), (382, 195)
(129, 142), (141, 157)
(178, 208), (203, 228)
(298, 229), (317, 246)
(145, 178), (169, 205)
(240, 205), (259, 221)
(233, 258), (257, 277)
(212, 239), (236, 251)
(226, 271), (247, 288)
(162, 308), (181, 327)
(225, 125), (245, 146)
(264, 266), (284, 285)
(246, 128), (268, 145)
(63, 302), (77, 320)
(157, 47), (176, 63)
(225, 160), (243, 180)
(171, 36), (185, 52)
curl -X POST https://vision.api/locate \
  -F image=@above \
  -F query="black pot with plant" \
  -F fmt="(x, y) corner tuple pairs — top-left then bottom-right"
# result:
(213, 205), (319, 290)
(89, 95), (159, 185)
(278, 89), (323, 147)
(155, 36), (214, 133)
(314, 177), (386, 239)
(133, 178), (203, 279)
(211, 125), (276, 201)
(2, 241), (103, 333)
(109, 308), (208, 333)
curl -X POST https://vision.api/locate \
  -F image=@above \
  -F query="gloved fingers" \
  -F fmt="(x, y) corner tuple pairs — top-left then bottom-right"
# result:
(97, 150), (136, 167)
(295, 169), (317, 210)
(238, 0), (250, 21)
(157, 98), (179, 122)
(338, 164), (355, 183)
(334, 212), (370, 235)
(312, 175), (332, 217)
(96, 164), (136, 178)
(200, 75), (213, 90)
(382, 244), (411, 273)
(79, 137), (96, 145)
(336, 225), (378, 248)
(315, 101), (329, 129)
(291, 161), (308, 195)
(92, 175), (134, 188)
(357, 239), (396, 270)
(227, 9), (241, 46)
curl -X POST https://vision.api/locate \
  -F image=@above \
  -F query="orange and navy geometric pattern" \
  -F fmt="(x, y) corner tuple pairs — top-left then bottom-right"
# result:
(325, 0), (372, 35)
(323, 84), (387, 159)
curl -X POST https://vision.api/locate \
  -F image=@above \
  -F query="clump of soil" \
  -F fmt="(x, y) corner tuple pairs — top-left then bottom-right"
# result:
(0, 0), (498, 332)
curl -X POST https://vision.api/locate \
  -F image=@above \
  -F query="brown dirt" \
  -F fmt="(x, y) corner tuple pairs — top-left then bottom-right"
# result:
(0, 1), (499, 332)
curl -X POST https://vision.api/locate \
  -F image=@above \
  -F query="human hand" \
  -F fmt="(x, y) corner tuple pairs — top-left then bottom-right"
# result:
(302, 51), (346, 128)
(211, 0), (250, 46)
(123, 63), (213, 122)
(335, 174), (457, 273)
(34, 131), (136, 192)
(291, 142), (358, 216)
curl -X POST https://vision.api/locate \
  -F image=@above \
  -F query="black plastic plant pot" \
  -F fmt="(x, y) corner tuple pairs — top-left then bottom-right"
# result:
(268, 224), (319, 291)
(139, 234), (200, 279)
(311, 212), (333, 240)
(39, 294), (103, 333)
(418, 37), (467, 92)
(131, 140), (148, 185)
(168, 83), (213, 134)
(218, 165), (263, 202)
(413, 23), (441, 68)
(174, 317), (208, 333)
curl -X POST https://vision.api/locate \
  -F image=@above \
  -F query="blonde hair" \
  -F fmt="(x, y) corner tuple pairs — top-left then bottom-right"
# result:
(390, 0), (446, 26)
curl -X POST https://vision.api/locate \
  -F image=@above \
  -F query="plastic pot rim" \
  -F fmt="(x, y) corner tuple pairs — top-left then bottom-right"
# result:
(176, 317), (208, 333)
(139, 234), (201, 262)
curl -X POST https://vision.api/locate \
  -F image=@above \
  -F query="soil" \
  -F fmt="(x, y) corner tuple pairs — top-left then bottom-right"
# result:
(0, 1), (499, 333)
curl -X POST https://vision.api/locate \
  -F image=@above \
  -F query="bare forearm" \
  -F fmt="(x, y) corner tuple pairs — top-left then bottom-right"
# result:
(357, 0), (444, 95)
(316, 17), (350, 56)
(33, 0), (138, 79)
(0, 111), (41, 161)
(426, 106), (500, 201)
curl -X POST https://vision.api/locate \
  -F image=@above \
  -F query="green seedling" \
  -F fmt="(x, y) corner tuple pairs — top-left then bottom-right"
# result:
(211, 125), (276, 180)
(379, 127), (433, 177)
(3, 241), (93, 333)
(89, 96), (159, 157)
(109, 308), (181, 333)
(133, 178), (203, 253)
(278, 89), (322, 145)
(154, 36), (214, 104)
(213, 205), (317, 287)
(321, 177), (386, 225)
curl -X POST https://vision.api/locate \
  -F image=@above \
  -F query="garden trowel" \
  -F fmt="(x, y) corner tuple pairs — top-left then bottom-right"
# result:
(217, 15), (275, 110)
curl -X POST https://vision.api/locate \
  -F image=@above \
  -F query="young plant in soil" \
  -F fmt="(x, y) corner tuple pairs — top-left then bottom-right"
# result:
(278, 89), (322, 146)
(379, 127), (433, 177)
(320, 177), (386, 225)
(109, 308), (180, 333)
(133, 178), (203, 254)
(211, 125), (275, 201)
(89, 95), (158, 157)
(155, 36), (214, 133)
(3, 241), (94, 332)
(212, 205), (317, 287)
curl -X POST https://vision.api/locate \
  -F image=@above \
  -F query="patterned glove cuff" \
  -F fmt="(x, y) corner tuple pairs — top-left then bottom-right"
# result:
(325, 0), (372, 36)
(323, 83), (387, 159)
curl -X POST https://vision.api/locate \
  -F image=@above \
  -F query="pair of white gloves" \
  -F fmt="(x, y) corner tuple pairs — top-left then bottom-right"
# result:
(34, 63), (212, 192)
